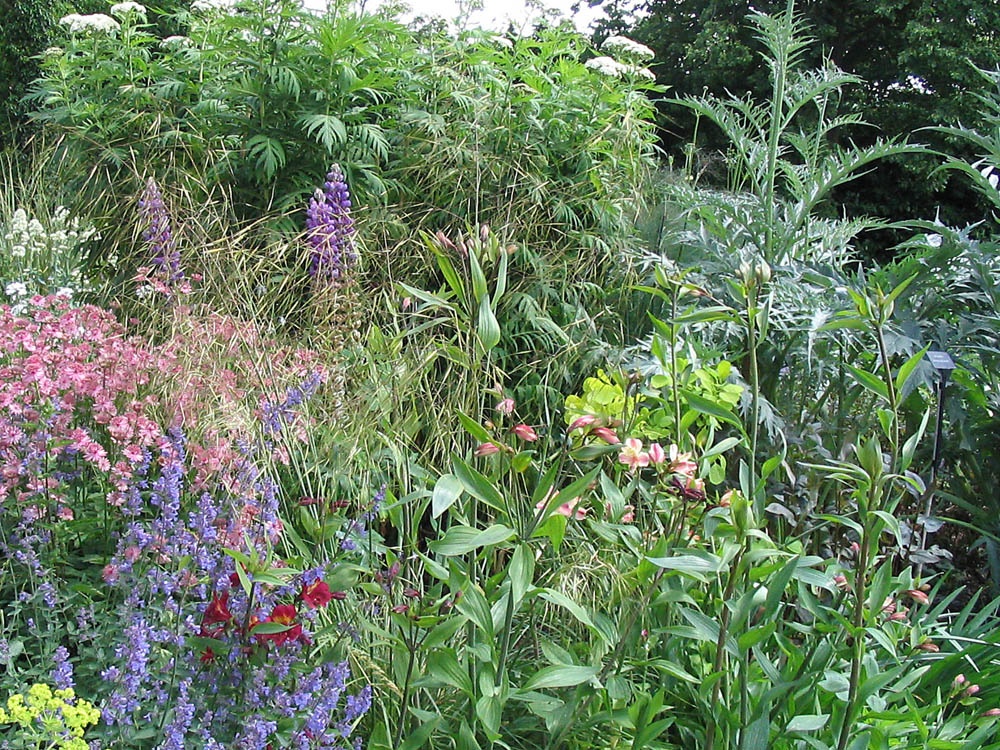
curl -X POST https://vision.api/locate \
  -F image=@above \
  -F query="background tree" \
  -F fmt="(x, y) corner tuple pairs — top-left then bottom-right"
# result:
(594, 0), (1000, 250)
(0, 0), (190, 147)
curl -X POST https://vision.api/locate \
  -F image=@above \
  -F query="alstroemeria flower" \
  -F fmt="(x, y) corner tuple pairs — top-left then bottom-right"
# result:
(568, 414), (597, 432)
(496, 398), (515, 415)
(619, 438), (649, 471)
(648, 442), (666, 465)
(591, 427), (620, 444)
(668, 444), (698, 477)
(475, 442), (501, 457)
(536, 492), (588, 521)
(301, 580), (333, 608)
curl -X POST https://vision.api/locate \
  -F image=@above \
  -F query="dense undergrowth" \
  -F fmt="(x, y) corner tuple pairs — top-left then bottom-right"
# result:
(2, 1), (1000, 749)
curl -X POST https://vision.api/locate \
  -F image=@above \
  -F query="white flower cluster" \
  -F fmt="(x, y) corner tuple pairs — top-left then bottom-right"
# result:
(601, 35), (655, 62)
(190, 0), (236, 12)
(585, 55), (655, 80)
(160, 35), (192, 50)
(5, 207), (95, 260)
(5, 282), (28, 299)
(59, 13), (120, 33)
(109, 1), (147, 18)
(2, 207), (96, 303)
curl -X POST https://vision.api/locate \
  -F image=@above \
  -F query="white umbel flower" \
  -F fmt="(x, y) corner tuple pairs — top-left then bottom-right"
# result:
(161, 35), (192, 50)
(586, 56), (628, 77)
(602, 35), (655, 62)
(109, 1), (146, 18)
(59, 13), (121, 33)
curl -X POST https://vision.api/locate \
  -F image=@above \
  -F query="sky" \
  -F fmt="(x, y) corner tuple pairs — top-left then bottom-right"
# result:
(320, 0), (607, 33)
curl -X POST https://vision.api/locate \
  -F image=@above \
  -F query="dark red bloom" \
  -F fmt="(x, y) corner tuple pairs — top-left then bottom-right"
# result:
(200, 591), (233, 637)
(200, 647), (216, 664)
(300, 580), (333, 608)
(255, 604), (303, 646)
(331, 590), (347, 601)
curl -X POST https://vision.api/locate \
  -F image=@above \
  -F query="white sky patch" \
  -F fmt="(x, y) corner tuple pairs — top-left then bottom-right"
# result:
(887, 74), (934, 95)
(305, 0), (605, 33)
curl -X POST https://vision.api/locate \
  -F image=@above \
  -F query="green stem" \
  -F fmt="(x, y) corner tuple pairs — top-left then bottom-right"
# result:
(393, 627), (418, 750)
(836, 521), (872, 750)
(704, 541), (747, 750)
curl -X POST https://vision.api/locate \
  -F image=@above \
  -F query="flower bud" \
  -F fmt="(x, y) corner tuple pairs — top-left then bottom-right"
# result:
(512, 424), (538, 442)
(474, 442), (501, 457)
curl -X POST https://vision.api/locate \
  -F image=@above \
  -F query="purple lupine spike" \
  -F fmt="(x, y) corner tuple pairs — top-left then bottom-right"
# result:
(306, 164), (357, 283)
(139, 177), (183, 281)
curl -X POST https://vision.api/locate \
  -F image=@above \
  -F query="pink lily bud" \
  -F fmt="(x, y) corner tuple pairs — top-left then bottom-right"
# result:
(568, 414), (597, 432)
(906, 589), (930, 606)
(647, 442), (666, 464)
(474, 442), (501, 457)
(512, 424), (538, 442)
(591, 427), (620, 444)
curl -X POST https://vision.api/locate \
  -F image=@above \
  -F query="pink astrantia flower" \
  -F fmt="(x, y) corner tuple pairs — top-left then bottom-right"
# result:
(619, 438), (650, 471)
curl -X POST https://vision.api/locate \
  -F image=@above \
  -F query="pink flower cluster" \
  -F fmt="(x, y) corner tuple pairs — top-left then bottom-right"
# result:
(0, 296), (165, 511)
(0, 296), (330, 517)
(152, 307), (328, 483)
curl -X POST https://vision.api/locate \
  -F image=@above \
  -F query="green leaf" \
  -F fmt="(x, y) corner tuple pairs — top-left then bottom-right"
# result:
(538, 588), (608, 643)
(298, 113), (347, 151)
(469, 246), (488, 304)
(509, 544), (534, 607)
(646, 553), (726, 582)
(246, 134), (286, 180)
(457, 583), (494, 637)
(680, 389), (746, 434)
(429, 524), (516, 556)
(523, 665), (599, 690)
(895, 346), (929, 396)
(432, 474), (465, 519)
(786, 714), (829, 732)
(399, 716), (440, 750)
(452, 456), (505, 513)
(424, 648), (474, 695)
(477, 294), (501, 352)
(475, 695), (502, 740)
(457, 411), (493, 444)
(846, 365), (889, 402)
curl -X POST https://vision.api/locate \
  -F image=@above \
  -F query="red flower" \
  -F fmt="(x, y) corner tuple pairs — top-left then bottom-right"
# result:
(200, 591), (233, 636)
(300, 580), (333, 609)
(255, 604), (303, 646)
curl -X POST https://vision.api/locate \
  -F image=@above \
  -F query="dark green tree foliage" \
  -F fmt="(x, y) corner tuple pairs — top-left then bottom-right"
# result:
(607, 0), (1000, 241)
(0, 0), (190, 146)
(1, 0), (53, 143)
